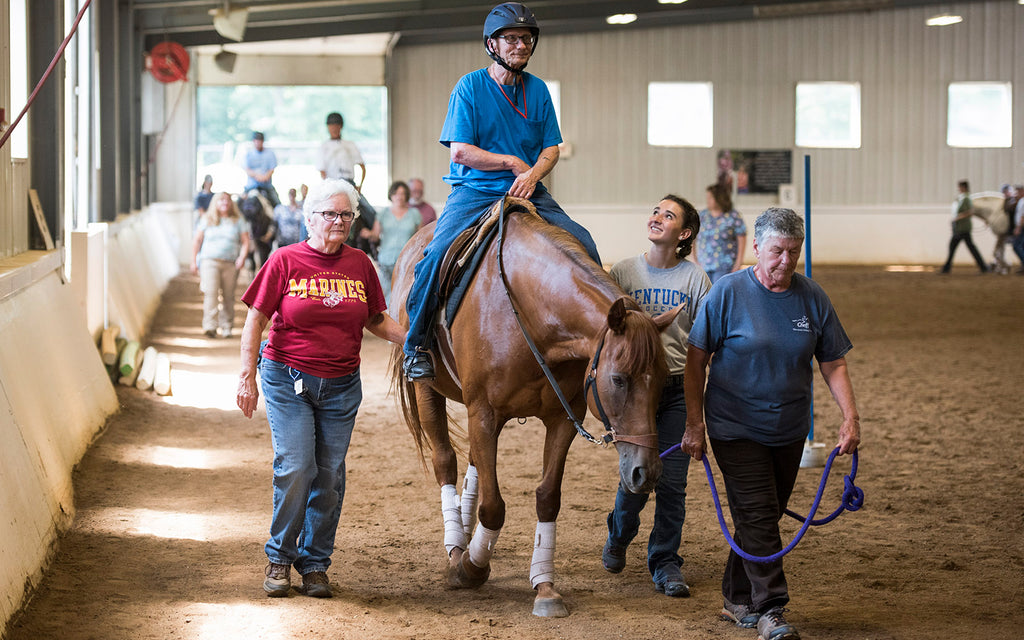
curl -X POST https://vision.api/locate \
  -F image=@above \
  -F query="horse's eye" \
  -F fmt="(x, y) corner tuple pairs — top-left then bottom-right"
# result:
(610, 374), (627, 389)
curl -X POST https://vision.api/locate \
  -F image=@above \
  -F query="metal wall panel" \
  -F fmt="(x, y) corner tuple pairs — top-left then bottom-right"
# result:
(390, 0), (1023, 209)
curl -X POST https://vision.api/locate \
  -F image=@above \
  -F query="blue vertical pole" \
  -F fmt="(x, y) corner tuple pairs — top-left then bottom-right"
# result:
(804, 154), (814, 442)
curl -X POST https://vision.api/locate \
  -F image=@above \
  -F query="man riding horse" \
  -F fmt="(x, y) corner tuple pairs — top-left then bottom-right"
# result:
(401, 1), (601, 381)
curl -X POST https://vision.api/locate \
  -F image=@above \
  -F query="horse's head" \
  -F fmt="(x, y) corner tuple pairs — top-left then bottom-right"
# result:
(586, 297), (670, 494)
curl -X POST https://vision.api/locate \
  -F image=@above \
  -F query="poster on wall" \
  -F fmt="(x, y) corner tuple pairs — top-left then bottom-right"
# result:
(716, 149), (793, 194)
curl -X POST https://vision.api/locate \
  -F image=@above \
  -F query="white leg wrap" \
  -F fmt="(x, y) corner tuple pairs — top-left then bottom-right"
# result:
(461, 465), (479, 536)
(441, 484), (466, 555)
(467, 522), (501, 569)
(530, 521), (557, 588)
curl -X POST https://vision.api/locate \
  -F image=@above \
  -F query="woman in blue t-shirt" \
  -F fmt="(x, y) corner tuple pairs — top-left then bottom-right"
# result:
(682, 207), (861, 640)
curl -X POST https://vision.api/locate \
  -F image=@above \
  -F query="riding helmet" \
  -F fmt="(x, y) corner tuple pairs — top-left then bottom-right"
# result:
(326, 112), (344, 126)
(483, 2), (539, 70)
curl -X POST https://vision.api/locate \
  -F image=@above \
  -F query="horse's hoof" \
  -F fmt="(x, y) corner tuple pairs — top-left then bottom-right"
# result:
(447, 553), (490, 589)
(532, 596), (569, 618)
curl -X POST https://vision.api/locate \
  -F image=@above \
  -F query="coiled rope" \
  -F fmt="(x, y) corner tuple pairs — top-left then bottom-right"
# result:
(661, 443), (864, 564)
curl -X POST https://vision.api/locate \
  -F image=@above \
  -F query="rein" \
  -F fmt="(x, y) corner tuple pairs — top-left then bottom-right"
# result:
(662, 443), (865, 563)
(495, 200), (646, 447)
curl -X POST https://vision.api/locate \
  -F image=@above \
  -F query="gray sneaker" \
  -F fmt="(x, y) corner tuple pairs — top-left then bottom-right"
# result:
(721, 599), (760, 628)
(757, 607), (800, 640)
(300, 571), (333, 598)
(263, 562), (291, 597)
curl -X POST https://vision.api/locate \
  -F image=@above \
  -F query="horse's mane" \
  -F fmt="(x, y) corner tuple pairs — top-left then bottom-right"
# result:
(609, 308), (668, 377)
(510, 208), (666, 375)
(509, 207), (623, 300)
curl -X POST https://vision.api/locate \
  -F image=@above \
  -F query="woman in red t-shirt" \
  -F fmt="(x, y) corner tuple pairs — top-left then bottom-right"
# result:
(236, 179), (404, 599)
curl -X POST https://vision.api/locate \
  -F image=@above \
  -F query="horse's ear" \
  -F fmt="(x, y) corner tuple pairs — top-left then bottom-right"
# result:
(652, 304), (685, 334)
(608, 298), (630, 334)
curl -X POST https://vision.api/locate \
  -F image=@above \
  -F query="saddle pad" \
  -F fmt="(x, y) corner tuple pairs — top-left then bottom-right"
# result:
(440, 199), (506, 330)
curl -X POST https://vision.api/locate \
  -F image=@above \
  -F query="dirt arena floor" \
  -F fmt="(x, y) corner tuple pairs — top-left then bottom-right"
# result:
(6, 265), (1023, 640)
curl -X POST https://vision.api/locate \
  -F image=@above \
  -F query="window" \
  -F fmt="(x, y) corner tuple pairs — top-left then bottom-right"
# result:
(795, 82), (861, 148)
(545, 80), (561, 127)
(647, 82), (713, 148)
(947, 82), (1012, 148)
(9, 0), (28, 158)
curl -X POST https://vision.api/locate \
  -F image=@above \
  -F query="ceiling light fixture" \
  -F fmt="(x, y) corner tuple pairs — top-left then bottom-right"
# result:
(210, 3), (249, 42)
(606, 13), (637, 25)
(658, 0), (689, 4)
(925, 13), (963, 26)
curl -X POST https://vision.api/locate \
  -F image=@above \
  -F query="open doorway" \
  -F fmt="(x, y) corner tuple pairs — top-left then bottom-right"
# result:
(195, 85), (388, 207)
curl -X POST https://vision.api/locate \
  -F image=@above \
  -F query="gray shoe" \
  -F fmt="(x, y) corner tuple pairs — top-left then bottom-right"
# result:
(721, 599), (760, 628)
(263, 562), (291, 597)
(300, 571), (333, 598)
(757, 607), (800, 640)
(601, 539), (626, 573)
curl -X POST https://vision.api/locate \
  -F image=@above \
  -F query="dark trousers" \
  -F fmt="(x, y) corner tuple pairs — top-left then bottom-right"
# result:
(710, 437), (805, 613)
(942, 232), (988, 273)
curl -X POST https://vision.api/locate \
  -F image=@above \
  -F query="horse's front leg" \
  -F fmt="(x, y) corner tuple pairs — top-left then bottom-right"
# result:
(449, 407), (504, 589)
(530, 416), (578, 618)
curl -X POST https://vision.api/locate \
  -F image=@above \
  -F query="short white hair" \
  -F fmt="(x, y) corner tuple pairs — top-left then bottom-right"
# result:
(303, 179), (361, 234)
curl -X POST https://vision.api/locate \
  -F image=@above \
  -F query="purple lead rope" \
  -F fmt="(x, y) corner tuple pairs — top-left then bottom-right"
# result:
(661, 443), (864, 564)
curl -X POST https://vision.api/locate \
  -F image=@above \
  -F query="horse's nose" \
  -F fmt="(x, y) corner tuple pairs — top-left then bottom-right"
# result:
(629, 461), (661, 494)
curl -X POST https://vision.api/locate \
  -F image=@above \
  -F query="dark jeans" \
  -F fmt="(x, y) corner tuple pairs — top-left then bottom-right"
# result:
(942, 231), (988, 273)
(1013, 232), (1024, 265)
(606, 378), (690, 585)
(710, 437), (805, 613)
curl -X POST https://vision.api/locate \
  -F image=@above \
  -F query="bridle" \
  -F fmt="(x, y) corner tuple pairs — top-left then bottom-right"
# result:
(495, 200), (659, 449)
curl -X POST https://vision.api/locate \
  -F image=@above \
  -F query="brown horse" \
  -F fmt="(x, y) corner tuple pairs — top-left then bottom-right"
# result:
(389, 197), (675, 617)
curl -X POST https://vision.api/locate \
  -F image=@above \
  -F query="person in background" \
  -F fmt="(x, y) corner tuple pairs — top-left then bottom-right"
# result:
(242, 131), (281, 207)
(401, 1), (600, 381)
(697, 183), (747, 284)
(274, 188), (306, 248)
(940, 180), (988, 274)
(369, 181), (422, 306)
(1012, 185), (1024, 273)
(408, 177), (437, 226)
(683, 207), (861, 640)
(191, 192), (251, 339)
(316, 112), (378, 257)
(237, 179), (405, 599)
(193, 175), (215, 226)
(601, 195), (710, 599)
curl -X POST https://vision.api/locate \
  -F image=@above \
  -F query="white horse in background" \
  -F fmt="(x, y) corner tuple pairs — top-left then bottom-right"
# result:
(971, 192), (1012, 274)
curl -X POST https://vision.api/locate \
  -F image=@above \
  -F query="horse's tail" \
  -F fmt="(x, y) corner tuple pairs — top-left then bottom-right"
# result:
(388, 342), (467, 471)
(388, 343), (427, 470)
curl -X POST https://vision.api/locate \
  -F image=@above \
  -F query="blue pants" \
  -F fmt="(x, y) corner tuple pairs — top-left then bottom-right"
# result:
(606, 378), (690, 586)
(705, 268), (731, 284)
(402, 184), (600, 357)
(260, 356), (361, 575)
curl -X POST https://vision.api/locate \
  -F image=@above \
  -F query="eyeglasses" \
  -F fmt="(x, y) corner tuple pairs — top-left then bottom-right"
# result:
(315, 210), (356, 222)
(494, 34), (535, 46)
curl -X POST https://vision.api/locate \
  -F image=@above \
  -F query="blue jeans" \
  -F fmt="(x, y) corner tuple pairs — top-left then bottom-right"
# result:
(260, 355), (362, 575)
(606, 378), (690, 586)
(402, 184), (600, 357)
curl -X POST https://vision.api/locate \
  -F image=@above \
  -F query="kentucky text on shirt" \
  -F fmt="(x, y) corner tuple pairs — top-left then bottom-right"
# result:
(629, 288), (693, 311)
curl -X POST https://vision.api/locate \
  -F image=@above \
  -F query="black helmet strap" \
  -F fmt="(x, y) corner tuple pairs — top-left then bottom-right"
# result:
(485, 37), (529, 75)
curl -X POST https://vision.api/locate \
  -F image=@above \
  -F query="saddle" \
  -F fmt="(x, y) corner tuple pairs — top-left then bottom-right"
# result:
(436, 196), (535, 330)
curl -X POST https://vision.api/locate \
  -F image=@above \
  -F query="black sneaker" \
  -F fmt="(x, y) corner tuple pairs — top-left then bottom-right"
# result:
(601, 539), (626, 573)
(757, 607), (800, 640)
(300, 571), (332, 598)
(654, 565), (690, 598)
(403, 351), (435, 380)
(263, 562), (291, 597)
